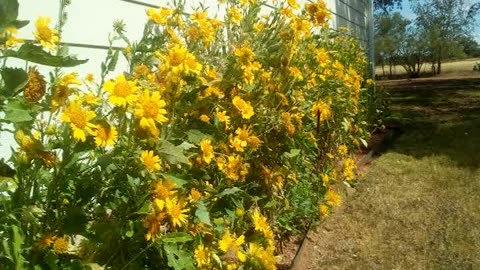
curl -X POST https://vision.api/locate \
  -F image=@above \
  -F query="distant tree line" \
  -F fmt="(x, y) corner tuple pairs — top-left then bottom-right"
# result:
(375, 0), (480, 78)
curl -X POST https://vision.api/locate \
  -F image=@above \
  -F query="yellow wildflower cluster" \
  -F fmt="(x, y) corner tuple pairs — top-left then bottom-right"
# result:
(234, 46), (262, 85)
(229, 126), (260, 152)
(144, 179), (192, 240)
(37, 235), (70, 254)
(4, 0), (374, 268)
(312, 100), (333, 122)
(343, 158), (357, 181)
(306, 0), (332, 26)
(147, 7), (173, 25)
(189, 11), (223, 46)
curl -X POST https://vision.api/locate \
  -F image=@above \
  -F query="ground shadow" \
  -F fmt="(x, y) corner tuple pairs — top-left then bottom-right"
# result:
(382, 77), (480, 169)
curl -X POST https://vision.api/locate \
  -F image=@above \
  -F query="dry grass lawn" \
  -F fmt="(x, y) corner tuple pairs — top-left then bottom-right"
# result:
(376, 58), (480, 78)
(293, 78), (480, 270)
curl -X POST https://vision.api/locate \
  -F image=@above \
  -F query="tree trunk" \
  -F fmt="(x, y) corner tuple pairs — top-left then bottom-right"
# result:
(436, 49), (442, 74)
(389, 60), (393, 78)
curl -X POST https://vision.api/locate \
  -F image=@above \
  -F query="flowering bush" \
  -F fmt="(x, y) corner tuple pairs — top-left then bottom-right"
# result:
(0, 0), (374, 269)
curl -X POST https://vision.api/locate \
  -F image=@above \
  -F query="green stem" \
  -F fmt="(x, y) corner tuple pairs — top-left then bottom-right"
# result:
(119, 241), (156, 270)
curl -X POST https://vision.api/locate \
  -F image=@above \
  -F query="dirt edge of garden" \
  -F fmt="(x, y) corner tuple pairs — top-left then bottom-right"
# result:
(277, 125), (402, 270)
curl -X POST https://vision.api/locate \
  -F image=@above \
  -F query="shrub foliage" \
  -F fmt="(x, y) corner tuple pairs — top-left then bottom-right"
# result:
(0, 0), (374, 269)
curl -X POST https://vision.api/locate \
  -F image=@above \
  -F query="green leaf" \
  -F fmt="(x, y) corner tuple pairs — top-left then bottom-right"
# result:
(158, 141), (189, 165)
(0, 68), (28, 97)
(178, 141), (195, 151)
(11, 225), (25, 269)
(0, 160), (16, 177)
(195, 201), (211, 225)
(264, 200), (277, 208)
(0, 0), (18, 27)
(0, 177), (17, 193)
(4, 43), (88, 67)
(127, 174), (140, 189)
(2, 100), (33, 122)
(96, 153), (113, 169)
(85, 263), (104, 270)
(217, 187), (241, 198)
(44, 250), (58, 270)
(160, 173), (187, 187)
(161, 232), (193, 243)
(1, 240), (12, 262)
(163, 243), (195, 270)
(186, 129), (210, 144)
(283, 149), (300, 158)
(359, 138), (368, 148)
(10, 20), (28, 29)
(63, 207), (87, 235)
(107, 49), (120, 72)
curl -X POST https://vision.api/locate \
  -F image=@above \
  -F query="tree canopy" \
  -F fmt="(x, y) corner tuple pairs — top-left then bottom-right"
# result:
(375, 0), (480, 78)
(374, 0), (403, 13)
(412, 0), (476, 74)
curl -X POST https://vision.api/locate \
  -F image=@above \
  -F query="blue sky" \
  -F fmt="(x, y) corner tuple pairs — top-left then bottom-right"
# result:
(398, 0), (480, 41)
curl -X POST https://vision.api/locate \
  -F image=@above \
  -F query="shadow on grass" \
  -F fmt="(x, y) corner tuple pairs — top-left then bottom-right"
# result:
(383, 77), (480, 169)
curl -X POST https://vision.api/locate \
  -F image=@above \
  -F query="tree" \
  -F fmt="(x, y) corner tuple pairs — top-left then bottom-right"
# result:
(375, 12), (410, 77)
(412, 0), (477, 74)
(374, 0), (403, 13)
(457, 35), (480, 57)
(397, 26), (431, 78)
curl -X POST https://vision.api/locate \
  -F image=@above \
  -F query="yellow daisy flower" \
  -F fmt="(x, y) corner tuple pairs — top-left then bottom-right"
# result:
(199, 139), (214, 164)
(37, 234), (55, 249)
(34, 16), (59, 50)
(152, 178), (177, 200)
(227, 7), (243, 24)
(165, 197), (189, 228)
(103, 74), (139, 107)
(219, 230), (246, 263)
(251, 209), (271, 236)
(311, 100), (332, 121)
(326, 190), (342, 207)
(161, 44), (203, 75)
(140, 150), (161, 172)
(84, 73), (95, 83)
(320, 204), (329, 217)
(188, 188), (203, 203)
(338, 144), (348, 156)
(51, 73), (81, 110)
(3, 26), (23, 48)
(93, 123), (117, 147)
(24, 67), (46, 103)
(146, 7), (173, 25)
(199, 114), (210, 123)
(61, 100), (96, 142)
(52, 236), (69, 254)
(134, 90), (168, 132)
(232, 96), (254, 119)
(144, 211), (166, 241)
(194, 244), (211, 268)
(216, 110), (231, 127)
